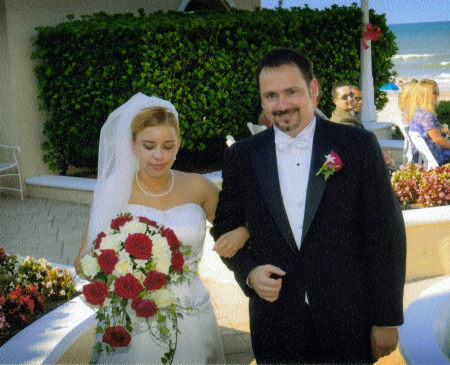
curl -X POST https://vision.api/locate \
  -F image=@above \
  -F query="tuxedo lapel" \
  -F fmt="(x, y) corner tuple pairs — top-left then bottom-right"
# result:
(251, 128), (298, 254)
(301, 117), (339, 242)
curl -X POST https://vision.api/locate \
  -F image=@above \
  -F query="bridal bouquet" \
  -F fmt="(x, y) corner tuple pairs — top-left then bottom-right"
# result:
(78, 213), (196, 364)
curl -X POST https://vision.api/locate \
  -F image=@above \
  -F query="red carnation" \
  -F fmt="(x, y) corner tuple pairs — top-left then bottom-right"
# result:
(83, 281), (109, 306)
(110, 215), (133, 231)
(161, 227), (180, 251)
(131, 297), (158, 318)
(114, 273), (143, 299)
(171, 250), (184, 273)
(102, 326), (131, 347)
(139, 217), (157, 227)
(144, 270), (167, 290)
(124, 233), (152, 259)
(95, 232), (106, 250)
(98, 249), (118, 275)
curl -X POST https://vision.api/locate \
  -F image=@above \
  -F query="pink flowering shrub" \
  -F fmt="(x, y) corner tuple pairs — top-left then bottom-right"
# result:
(391, 163), (450, 208)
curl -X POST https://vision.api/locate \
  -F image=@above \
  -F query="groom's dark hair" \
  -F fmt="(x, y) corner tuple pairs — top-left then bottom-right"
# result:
(255, 48), (315, 89)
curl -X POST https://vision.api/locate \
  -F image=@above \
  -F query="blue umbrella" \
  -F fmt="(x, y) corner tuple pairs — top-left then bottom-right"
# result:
(380, 82), (399, 91)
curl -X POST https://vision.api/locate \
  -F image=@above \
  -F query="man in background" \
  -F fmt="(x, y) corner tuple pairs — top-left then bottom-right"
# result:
(330, 83), (364, 128)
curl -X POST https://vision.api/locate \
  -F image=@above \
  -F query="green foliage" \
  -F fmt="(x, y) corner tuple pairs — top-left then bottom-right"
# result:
(436, 100), (450, 125)
(32, 6), (397, 173)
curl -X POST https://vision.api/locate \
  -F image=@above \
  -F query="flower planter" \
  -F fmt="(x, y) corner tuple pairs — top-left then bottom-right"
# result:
(403, 205), (450, 280)
(0, 264), (96, 364)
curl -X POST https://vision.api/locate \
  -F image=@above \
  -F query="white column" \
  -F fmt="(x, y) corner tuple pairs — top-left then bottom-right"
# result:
(359, 0), (377, 123)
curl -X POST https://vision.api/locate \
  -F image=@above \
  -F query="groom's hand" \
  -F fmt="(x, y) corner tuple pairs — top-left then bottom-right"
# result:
(370, 326), (398, 361)
(249, 265), (286, 302)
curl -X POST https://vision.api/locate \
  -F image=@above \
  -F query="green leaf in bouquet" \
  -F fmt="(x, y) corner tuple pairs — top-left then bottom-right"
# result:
(157, 313), (166, 323)
(126, 323), (133, 332)
(159, 326), (170, 336)
(94, 271), (107, 282)
(96, 325), (105, 333)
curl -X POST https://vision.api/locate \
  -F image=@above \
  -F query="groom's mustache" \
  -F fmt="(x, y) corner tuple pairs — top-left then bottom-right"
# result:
(272, 107), (300, 117)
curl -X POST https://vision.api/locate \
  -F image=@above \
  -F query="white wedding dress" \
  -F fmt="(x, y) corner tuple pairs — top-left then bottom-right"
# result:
(94, 203), (225, 364)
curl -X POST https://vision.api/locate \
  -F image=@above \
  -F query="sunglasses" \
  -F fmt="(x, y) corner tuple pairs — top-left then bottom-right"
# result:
(337, 93), (354, 101)
(355, 97), (362, 101)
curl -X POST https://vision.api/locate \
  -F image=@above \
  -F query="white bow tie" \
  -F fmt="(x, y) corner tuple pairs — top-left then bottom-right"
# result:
(276, 135), (309, 152)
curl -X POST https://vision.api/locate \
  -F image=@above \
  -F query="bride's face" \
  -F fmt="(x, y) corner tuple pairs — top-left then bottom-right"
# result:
(132, 124), (180, 178)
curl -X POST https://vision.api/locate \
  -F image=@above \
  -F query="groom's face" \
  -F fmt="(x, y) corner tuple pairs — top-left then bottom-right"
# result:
(259, 63), (318, 138)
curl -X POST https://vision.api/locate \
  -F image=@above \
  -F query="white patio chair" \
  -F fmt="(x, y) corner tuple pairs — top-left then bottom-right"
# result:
(408, 131), (439, 170)
(393, 119), (414, 165)
(0, 144), (24, 199)
(247, 122), (267, 135)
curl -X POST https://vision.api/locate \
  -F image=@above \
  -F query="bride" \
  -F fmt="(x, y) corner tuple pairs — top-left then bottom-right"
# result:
(75, 93), (249, 364)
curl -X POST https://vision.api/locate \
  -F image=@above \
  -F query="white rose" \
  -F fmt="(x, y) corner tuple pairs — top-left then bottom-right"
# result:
(112, 252), (132, 277)
(152, 235), (170, 256)
(151, 288), (175, 308)
(154, 254), (171, 275)
(120, 220), (147, 235)
(80, 255), (100, 277)
(99, 234), (122, 252)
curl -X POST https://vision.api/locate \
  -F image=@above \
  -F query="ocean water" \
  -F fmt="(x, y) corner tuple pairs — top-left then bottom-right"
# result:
(389, 21), (450, 91)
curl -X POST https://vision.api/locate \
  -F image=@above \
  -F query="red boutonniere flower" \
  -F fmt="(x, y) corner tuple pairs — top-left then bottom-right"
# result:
(362, 23), (382, 49)
(316, 150), (343, 181)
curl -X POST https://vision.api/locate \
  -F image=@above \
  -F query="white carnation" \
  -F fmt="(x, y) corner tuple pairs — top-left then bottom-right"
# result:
(99, 234), (122, 252)
(80, 255), (100, 277)
(120, 220), (147, 235)
(151, 288), (175, 308)
(152, 235), (170, 256)
(112, 252), (132, 277)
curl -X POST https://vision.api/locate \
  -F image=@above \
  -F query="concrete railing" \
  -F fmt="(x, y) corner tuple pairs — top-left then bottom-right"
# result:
(399, 276), (450, 364)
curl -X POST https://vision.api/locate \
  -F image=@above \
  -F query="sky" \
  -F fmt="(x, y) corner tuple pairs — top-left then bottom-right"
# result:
(261, 0), (450, 25)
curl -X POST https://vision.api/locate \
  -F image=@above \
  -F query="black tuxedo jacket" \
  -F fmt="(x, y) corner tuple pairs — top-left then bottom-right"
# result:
(211, 116), (406, 362)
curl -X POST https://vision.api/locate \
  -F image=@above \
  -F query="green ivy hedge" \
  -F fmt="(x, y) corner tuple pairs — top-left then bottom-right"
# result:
(436, 101), (450, 125)
(32, 5), (397, 173)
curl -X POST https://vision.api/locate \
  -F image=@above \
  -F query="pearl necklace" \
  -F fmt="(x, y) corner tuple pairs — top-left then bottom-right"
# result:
(135, 170), (174, 198)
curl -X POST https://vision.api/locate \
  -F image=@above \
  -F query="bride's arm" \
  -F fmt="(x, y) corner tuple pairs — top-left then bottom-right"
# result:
(75, 221), (89, 275)
(199, 175), (250, 258)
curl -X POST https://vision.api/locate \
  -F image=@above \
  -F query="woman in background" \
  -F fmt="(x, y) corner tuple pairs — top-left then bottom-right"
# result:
(398, 79), (418, 128)
(408, 79), (450, 165)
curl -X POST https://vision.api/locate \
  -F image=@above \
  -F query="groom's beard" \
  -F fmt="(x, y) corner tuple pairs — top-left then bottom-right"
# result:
(272, 107), (300, 132)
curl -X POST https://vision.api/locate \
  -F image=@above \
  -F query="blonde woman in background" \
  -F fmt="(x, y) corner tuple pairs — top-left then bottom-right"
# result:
(398, 79), (418, 127)
(408, 79), (450, 165)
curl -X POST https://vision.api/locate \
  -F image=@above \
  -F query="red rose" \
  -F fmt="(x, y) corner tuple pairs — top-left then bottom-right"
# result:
(161, 227), (180, 251)
(102, 326), (131, 347)
(171, 250), (184, 273)
(110, 215), (133, 231)
(95, 232), (106, 250)
(83, 280), (109, 306)
(327, 150), (343, 171)
(139, 217), (157, 227)
(144, 270), (166, 290)
(0, 248), (7, 261)
(98, 250), (118, 275)
(124, 233), (152, 259)
(131, 297), (158, 318)
(114, 273), (143, 299)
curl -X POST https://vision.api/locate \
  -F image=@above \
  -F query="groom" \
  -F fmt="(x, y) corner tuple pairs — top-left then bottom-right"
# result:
(212, 48), (406, 363)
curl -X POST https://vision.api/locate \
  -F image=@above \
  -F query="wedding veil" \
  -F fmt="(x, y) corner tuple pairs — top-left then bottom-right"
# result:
(85, 93), (178, 254)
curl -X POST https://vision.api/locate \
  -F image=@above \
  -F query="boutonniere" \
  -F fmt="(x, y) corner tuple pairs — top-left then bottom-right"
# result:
(316, 150), (343, 181)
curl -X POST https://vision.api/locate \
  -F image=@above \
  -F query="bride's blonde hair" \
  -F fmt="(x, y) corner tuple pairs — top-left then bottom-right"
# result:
(131, 106), (180, 141)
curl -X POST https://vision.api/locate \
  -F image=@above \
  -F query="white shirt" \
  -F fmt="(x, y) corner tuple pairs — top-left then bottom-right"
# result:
(274, 116), (316, 249)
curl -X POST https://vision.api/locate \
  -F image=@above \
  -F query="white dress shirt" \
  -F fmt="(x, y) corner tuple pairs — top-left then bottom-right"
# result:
(274, 116), (316, 249)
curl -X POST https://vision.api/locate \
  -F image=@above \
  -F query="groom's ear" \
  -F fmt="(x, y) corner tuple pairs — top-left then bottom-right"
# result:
(310, 78), (319, 102)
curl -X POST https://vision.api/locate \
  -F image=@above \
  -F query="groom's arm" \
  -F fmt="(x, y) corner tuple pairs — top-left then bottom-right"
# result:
(211, 144), (260, 296)
(359, 132), (406, 325)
